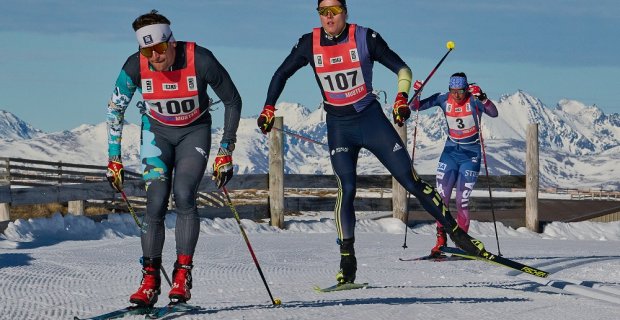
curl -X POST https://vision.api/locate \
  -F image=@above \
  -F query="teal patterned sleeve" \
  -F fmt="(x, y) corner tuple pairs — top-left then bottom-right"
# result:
(107, 69), (137, 159)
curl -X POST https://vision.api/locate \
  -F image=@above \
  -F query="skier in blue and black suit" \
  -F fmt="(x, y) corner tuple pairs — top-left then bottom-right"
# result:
(256, 0), (488, 286)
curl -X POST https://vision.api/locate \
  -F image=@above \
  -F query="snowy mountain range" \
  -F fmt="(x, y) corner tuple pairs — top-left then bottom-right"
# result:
(0, 110), (44, 140)
(1, 90), (619, 190)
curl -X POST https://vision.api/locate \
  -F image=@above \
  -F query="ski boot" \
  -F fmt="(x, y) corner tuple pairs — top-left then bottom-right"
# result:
(335, 238), (357, 284)
(129, 257), (162, 307)
(429, 226), (447, 258)
(169, 254), (193, 302)
(448, 226), (487, 256)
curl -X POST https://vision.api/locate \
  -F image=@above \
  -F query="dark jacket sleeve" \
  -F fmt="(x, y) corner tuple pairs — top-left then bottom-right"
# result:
(481, 99), (499, 118)
(417, 93), (443, 111)
(367, 28), (409, 74)
(196, 46), (242, 144)
(264, 34), (313, 107)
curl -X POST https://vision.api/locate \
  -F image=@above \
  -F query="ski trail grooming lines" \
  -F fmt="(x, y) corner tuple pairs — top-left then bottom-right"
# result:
(73, 305), (152, 320)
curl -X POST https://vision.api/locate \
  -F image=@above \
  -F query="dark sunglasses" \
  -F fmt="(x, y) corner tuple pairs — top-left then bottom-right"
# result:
(449, 89), (467, 94)
(317, 5), (345, 16)
(139, 34), (172, 58)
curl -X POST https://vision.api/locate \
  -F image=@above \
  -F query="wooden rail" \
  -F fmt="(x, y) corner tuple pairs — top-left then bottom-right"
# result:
(0, 157), (141, 186)
(2, 123), (616, 233)
(0, 167), (525, 228)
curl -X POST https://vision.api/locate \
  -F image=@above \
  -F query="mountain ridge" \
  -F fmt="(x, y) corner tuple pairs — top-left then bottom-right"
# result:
(1, 90), (618, 190)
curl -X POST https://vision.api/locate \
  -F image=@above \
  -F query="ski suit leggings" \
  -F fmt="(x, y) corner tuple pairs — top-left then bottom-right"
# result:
(435, 143), (482, 232)
(326, 103), (457, 241)
(139, 115), (211, 258)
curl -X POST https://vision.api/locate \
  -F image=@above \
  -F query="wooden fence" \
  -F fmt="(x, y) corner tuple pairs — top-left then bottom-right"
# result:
(1, 122), (617, 233)
(0, 157), (527, 229)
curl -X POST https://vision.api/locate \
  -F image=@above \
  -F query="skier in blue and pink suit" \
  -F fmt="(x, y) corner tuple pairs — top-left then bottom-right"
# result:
(411, 72), (498, 258)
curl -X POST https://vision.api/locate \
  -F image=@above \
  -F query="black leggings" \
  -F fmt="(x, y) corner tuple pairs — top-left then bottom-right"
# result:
(327, 103), (457, 241)
(139, 115), (211, 258)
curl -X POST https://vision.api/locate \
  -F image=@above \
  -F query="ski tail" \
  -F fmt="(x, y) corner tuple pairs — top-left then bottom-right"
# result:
(314, 282), (369, 293)
(440, 246), (550, 278)
(399, 254), (469, 262)
(146, 302), (198, 319)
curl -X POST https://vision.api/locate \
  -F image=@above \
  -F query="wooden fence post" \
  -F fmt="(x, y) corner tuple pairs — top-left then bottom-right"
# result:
(0, 157), (10, 222)
(68, 200), (85, 216)
(269, 117), (285, 228)
(0, 203), (8, 222)
(392, 123), (408, 223)
(58, 160), (63, 185)
(526, 124), (540, 232)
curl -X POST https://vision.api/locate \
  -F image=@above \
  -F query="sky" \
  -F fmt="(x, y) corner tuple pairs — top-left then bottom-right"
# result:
(0, 0), (618, 132)
(1, 212), (620, 319)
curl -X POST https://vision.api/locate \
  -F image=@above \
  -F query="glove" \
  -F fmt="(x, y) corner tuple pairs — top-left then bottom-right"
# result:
(413, 80), (424, 92)
(392, 92), (410, 127)
(257, 105), (276, 134)
(106, 158), (124, 192)
(468, 84), (488, 102)
(212, 145), (234, 189)
(408, 80), (424, 111)
(393, 92), (410, 126)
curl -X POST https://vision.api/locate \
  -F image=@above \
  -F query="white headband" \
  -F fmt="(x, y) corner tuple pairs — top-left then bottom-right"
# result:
(135, 23), (175, 47)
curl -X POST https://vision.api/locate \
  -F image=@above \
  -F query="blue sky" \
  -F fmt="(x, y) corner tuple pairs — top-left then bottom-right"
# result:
(1, 0), (617, 132)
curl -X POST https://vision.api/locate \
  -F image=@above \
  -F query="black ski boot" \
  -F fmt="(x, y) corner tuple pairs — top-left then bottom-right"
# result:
(336, 238), (357, 284)
(448, 226), (487, 256)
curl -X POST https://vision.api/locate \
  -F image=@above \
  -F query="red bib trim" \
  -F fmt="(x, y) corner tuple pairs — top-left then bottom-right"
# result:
(312, 24), (367, 106)
(140, 42), (204, 126)
(445, 96), (478, 140)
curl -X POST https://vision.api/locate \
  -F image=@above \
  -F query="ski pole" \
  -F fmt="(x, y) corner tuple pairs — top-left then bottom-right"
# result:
(402, 41), (455, 249)
(407, 40), (455, 106)
(118, 188), (173, 287)
(477, 113), (502, 256)
(272, 127), (327, 147)
(118, 189), (147, 233)
(221, 186), (281, 306)
(401, 105), (420, 250)
(404, 92), (423, 248)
